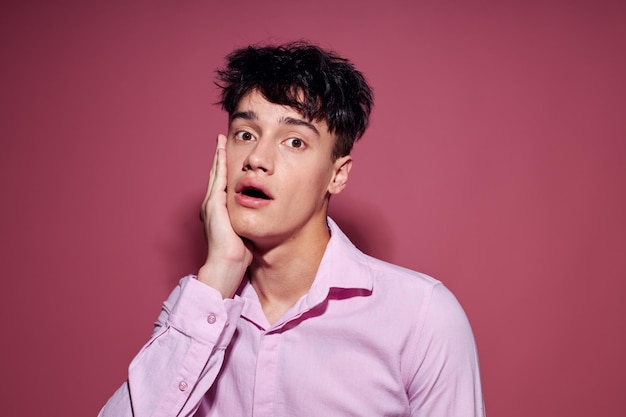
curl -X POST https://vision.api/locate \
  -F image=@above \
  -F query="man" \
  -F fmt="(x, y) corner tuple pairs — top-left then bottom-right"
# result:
(100, 42), (484, 416)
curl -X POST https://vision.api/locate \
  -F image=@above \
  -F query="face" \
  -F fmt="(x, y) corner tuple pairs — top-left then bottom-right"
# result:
(225, 90), (351, 248)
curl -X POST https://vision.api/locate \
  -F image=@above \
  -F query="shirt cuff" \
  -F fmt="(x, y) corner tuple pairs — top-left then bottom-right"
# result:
(168, 276), (244, 347)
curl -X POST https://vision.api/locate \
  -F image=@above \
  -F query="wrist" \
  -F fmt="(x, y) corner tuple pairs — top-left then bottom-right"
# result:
(197, 261), (247, 299)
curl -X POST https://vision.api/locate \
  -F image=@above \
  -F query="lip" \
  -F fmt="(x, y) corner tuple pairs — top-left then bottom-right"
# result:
(234, 177), (274, 208)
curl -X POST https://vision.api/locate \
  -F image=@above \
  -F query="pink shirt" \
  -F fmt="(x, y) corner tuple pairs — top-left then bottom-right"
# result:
(100, 218), (484, 416)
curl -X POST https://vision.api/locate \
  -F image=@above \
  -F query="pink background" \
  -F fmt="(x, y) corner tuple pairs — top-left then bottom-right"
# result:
(1, 1), (625, 416)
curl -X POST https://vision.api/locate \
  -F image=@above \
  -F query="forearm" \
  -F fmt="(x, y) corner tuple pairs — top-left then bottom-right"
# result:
(99, 277), (244, 417)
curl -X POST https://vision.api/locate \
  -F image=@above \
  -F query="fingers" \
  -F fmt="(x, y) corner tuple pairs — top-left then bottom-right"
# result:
(211, 134), (228, 197)
(201, 134), (227, 225)
(203, 134), (228, 206)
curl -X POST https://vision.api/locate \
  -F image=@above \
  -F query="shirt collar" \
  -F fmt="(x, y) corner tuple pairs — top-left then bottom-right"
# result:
(238, 217), (374, 325)
(303, 217), (374, 305)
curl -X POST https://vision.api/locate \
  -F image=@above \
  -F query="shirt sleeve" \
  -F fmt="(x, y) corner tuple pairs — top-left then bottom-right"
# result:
(407, 283), (485, 417)
(98, 276), (245, 417)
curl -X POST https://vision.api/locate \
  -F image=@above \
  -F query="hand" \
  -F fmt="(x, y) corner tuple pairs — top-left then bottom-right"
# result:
(198, 134), (252, 298)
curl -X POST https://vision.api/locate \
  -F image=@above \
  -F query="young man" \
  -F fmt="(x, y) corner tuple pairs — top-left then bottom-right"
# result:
(100, 42), (484, 416)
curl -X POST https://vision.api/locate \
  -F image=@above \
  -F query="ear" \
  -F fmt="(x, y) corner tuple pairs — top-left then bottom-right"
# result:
(328, 155), (352, 195)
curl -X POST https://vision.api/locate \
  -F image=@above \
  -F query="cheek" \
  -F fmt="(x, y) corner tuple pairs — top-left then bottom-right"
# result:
(286, 173), (332, 202)
(225, 146), (237, 166)
(225, 152), (242, 180)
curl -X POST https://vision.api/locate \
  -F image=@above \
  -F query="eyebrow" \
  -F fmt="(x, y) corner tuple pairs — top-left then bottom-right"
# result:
(229, 111), (320, 136)
(279, 116), (320, 136)
(229, 111), (257, 123)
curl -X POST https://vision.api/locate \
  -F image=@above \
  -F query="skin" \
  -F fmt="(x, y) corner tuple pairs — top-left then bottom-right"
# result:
(198, 90), (352, 324)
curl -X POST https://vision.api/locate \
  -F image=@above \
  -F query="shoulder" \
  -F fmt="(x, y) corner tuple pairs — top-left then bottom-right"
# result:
(327, 217), (467, 325)
(365, 254), (470, 330)
(356, 251), (475, 352)
(361, 253), (444, 304)
(364, 253), (440, 287)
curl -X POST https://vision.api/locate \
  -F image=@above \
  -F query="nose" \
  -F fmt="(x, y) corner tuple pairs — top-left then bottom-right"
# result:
(243, 137), (274, 174)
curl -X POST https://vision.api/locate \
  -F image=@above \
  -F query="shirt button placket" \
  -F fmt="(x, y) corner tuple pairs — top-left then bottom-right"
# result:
(253, 331), (281, 416)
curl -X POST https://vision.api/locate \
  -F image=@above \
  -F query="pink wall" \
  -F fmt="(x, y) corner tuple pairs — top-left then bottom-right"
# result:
(1, 1), (625, 415)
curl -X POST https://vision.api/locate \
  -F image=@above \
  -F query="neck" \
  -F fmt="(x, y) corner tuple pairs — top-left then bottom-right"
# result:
(248, 219), (330, 324)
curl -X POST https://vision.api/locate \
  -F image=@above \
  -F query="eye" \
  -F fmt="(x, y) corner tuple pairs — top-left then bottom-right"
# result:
(285, 137), (305, 149)
(235, 131), (255, 141)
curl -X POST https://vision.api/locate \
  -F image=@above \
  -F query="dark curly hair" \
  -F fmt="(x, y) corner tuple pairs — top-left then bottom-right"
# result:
(216, 41), (374, 160)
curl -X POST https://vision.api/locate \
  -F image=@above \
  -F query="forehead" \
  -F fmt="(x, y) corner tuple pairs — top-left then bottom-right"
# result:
(231, 90), (330, 133)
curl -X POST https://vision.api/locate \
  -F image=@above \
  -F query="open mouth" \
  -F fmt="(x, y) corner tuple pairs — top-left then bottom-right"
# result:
(241, 187), (271, 200)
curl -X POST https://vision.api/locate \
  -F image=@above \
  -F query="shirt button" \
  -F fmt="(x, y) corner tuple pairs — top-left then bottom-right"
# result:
(178, 381), (188, 391)
(207, 313), (217, 324)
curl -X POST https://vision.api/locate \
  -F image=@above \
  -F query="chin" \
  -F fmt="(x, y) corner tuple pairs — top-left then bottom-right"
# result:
(229, 209), (267, 239)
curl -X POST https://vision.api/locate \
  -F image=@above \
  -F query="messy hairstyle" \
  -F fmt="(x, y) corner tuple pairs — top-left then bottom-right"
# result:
(216, 41), (374, 159)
